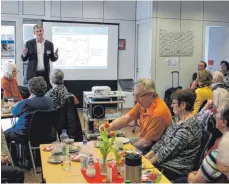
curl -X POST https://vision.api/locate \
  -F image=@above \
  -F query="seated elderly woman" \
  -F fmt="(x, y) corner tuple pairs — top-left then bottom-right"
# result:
(197, 87), (229, 129)
(145, 88), (202, 181)
(1, 62), (22, 101)
(175, 101), (229, 183)
(45, 69), (79, 109)
(4, 77), (54, 147)
(193, 70), (213, 115)
(211, 71), (227, 90)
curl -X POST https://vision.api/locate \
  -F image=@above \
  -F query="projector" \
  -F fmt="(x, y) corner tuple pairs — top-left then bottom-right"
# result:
(92, 86), (111, 96)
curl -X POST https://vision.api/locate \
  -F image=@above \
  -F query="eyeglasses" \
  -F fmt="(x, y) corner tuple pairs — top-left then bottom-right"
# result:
(133, 93), (148, 99)
(171, 101), (179, 105)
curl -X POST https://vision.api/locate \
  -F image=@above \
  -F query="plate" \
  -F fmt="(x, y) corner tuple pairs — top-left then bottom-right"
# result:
(48, 157), (62, 164)
(70, 154), (81, 162)
(43, 145), (54, 152)
(118, 137), (130, 144)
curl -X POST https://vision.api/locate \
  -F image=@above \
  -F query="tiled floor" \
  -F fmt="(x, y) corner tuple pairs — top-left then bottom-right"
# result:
(2, 108), (140, 183)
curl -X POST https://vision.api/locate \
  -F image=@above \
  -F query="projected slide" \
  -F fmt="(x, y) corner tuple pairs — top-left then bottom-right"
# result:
(52, 26), (108, 69)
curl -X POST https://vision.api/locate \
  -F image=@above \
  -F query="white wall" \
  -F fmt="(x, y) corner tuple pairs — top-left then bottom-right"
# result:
(208, 27), (229, 72)
(150, 1), (229, 98)
(1, 0), (136, 84)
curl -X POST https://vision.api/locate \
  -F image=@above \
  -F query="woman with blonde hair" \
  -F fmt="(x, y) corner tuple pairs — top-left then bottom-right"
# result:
(193, 70), (213, 114)
(1, 62), (22, 101)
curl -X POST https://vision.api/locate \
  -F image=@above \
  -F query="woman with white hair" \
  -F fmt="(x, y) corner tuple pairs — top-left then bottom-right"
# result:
(212, 71), (226, 90)
(1, 62), (22, 101)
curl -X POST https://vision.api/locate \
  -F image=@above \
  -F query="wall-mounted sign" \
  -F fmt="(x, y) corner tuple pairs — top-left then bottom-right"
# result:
(118, 39), (126, 50)
(208, 60), (214, 66)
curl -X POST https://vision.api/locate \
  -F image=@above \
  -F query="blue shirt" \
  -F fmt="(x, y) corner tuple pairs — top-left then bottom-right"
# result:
(11, 96), (54, 136)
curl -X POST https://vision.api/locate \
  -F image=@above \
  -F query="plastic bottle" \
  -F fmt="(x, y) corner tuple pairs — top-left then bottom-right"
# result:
(60, 130), (69, 155)
(86, 155), (96, 177)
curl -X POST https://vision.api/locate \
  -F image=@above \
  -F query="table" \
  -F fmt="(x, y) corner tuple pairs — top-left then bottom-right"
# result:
(1, 112), (13, 119)
(1, 103), (16, 125)
(40, 142), (171, 183)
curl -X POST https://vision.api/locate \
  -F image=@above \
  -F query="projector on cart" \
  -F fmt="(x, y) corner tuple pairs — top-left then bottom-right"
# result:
(92, 86), (111, 97)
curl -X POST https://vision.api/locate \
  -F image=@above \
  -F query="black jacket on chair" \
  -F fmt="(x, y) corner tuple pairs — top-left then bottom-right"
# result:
(21, 39), (58, 80)
(57, 96), (83, 142)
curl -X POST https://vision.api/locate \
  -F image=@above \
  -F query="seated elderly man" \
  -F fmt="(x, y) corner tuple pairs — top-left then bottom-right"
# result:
(99, 78), (172, 154)
(4, 77), (54, 150)
(145, 88), (202, 181)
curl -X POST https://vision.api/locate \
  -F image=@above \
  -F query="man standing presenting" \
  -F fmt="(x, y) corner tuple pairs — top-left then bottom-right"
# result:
(21, 24), (58, 89)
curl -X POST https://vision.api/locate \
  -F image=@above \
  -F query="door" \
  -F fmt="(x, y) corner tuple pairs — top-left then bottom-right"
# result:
(136, 22), (152, 80)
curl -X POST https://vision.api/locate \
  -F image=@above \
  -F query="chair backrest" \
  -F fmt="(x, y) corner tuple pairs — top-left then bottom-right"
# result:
(193, 130), (212, 170)
(65, 96), (83, 142)
(206, 114), (222, 150)
(28, 109), (58, 146)
(18, 86), (30, 99)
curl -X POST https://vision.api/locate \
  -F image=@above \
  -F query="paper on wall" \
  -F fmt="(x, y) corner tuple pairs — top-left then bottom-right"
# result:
(166, 58), (179, 67)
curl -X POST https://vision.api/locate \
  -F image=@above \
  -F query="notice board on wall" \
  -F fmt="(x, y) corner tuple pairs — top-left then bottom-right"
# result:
(159, 29), (194, 57)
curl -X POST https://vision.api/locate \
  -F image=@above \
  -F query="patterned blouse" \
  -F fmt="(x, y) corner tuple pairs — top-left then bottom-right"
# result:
(151, 116), (202, 175)
(1, 128), (13, 164)
(45, 84), (69, 109)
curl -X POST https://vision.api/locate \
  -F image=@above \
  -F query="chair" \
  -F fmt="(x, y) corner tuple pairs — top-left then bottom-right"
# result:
(206, 114), (222, 150)
(28, 109), (58, 183)
(193, 130), (212, 170)
(18, 86), (30, 99)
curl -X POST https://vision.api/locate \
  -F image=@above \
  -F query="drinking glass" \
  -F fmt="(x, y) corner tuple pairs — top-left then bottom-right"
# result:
(61, 155), (71, 171)
(8, 99), (14, 106)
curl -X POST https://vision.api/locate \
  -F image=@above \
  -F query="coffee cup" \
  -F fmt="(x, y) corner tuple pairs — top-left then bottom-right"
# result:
(8, 99), (14, 106)
(52, 149), (62, 161)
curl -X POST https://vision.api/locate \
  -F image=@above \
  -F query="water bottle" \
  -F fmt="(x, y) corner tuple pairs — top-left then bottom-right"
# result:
(60, 130), (71, 170)
(86, 155), (96, 177)
(60, 130), (69, 155)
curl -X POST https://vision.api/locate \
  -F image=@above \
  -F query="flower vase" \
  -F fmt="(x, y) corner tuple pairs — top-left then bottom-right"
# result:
(99, 159), (107, 176)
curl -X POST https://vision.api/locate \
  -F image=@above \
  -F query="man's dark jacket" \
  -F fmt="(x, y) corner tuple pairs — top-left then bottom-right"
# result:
(21, 39), (58, 80)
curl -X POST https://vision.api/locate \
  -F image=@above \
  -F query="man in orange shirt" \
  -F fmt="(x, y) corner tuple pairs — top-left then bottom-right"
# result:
(99, 78), (172, 154)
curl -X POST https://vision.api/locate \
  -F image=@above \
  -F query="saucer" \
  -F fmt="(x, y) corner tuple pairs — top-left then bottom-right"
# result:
(69, 145), (81, 153)
(48, 157), (62, 164)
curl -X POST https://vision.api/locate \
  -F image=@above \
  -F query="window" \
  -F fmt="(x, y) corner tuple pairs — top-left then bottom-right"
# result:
(1, 23), (16, 78)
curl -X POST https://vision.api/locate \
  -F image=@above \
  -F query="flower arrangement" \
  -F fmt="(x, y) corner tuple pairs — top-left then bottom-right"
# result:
(99, 122), (120, 175)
